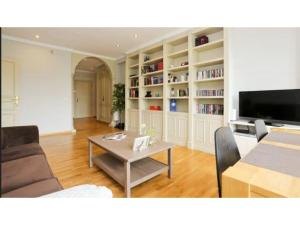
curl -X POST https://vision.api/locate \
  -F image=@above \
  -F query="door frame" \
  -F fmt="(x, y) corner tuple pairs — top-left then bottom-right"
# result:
(72, 56), (113, 129)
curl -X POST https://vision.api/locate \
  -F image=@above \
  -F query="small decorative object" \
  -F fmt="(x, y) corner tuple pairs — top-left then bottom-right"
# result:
(145, 91), (152, 97)
(173, 76), (177, 82)
(132, 136), (150, 152)
(170, 88), (175, 97)
(195, 35), (209, 46)
(180, 61), (188, 66)
(155, 93), (160, 97)
(149, 106), (161, 111)
(170, 99), (177, 112)
(144, 55), (150, 62)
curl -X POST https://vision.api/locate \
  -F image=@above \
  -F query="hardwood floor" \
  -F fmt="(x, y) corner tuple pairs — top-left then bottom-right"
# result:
(40, 117), (218, 198)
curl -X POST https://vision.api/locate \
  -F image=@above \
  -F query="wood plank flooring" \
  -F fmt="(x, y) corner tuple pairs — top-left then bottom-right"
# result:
(40, 117), (218, 198)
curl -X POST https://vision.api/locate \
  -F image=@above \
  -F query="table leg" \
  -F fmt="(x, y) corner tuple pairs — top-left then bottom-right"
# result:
(124, 161), (131, 198)
(88, 141), (93, 168)
(168, 148), (172, 178)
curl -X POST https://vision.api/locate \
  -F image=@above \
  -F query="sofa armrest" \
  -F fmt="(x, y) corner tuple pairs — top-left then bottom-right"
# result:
(1, 126), (39, 149)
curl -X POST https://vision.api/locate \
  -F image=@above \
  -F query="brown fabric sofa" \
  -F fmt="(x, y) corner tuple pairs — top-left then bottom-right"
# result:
(1, 126), (63, 197)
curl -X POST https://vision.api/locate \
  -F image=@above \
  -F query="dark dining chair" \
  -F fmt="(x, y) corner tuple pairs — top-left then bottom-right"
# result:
(254, 119), (268, 142)
(214, 127), (241, 197)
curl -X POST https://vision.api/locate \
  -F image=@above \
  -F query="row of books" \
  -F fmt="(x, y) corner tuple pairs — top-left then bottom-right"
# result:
(129, 89), (139, 98)
(196, 104), (224, 115)
(144, 75), (163, 86)
(196, 67), (224, 80)
(130, 78), (139, 87)
(195, 89), (224, 97)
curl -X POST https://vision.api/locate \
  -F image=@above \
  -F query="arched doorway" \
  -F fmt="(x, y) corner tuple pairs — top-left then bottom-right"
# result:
(73, 57), (112, 130)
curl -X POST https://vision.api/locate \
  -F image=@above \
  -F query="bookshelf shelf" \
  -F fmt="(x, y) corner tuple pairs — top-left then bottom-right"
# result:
(168, 81), (189, 85)
(194, 77), (224, 83)
(143, 83), (163, 88)
(168, 96), (189, 99)
(168, 49), (188, 58)
(193, 58), (224, 67)
(143, 56), (163, 65)
(194, 96), (224, 99)
(168, 65), (189, 72)
(143, 97), (163, 100)
(129, 63), (139, 69)
(143, 70), (164, 77)
(192, 27), (223, 36)
(193, 39), (224, 52)
(128, 97), (139, 100)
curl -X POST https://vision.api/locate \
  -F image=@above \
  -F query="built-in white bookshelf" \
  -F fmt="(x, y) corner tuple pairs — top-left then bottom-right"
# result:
(125, 28), (227, 153)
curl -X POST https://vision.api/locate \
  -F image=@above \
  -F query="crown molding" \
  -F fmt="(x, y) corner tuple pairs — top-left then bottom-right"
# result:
(2, 35), (116, 61)
(125, 28), (192, 55)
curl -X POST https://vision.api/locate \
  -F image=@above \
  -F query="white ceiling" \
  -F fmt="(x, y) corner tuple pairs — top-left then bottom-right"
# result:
(2, 27), (188, 59)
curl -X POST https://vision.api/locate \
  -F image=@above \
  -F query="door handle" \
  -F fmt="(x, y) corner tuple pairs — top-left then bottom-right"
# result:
(76, 98), (79, 103)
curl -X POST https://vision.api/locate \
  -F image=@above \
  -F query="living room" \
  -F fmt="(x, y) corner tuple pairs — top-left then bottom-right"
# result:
(1, 1), (300, 224)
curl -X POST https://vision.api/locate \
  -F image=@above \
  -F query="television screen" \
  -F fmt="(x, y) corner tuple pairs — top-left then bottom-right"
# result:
(239, 89), (300, 124)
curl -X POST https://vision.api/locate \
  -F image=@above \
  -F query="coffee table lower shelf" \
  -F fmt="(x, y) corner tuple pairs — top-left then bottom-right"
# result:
(92, 153), (168, 189)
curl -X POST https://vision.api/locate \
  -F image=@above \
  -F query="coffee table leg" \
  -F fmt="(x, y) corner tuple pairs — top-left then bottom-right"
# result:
(124, 161), (131, 198)
(168, 148), (172, 178)
(89, 141), (93, 168)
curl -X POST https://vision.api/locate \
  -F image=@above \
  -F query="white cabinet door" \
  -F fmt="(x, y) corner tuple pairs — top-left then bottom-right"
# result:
(193, 114), (223, 153)
(127, 109), (139, 132)
(141, 110), (163, 140)
(167, 112), (188, 146)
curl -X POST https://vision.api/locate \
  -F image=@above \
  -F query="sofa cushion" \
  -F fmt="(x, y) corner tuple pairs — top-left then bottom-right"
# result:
(1, 143), (44, 163)
(1, 178), (63, 198)
(1, 155), (55, 193)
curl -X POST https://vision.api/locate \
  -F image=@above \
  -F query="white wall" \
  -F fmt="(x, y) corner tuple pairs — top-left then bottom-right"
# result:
(116, 61), (125, 84)
(228, 28), (300, 120)
(2, 39), (73, 134)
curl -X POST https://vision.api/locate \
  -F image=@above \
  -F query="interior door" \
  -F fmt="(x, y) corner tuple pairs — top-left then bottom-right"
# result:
(74, 80), (93, 118)
(98, 69), (112, 123)
(1, 60), (18, 127)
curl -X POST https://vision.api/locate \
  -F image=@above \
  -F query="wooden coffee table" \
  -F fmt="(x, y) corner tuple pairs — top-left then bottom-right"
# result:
(88, 131), (174, 198)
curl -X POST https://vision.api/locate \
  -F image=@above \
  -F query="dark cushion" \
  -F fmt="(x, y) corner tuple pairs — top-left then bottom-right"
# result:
(1, 155), (55, 193)
(1, 143), (44, 163)
(1, 126), (39, 149)
(1, 178), (63, 198)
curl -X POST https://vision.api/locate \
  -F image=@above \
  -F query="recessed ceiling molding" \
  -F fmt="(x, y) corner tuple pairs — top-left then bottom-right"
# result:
(116, 56), (126, 63)
(125, 27), (192, 55)
(2, 34), (116, 61)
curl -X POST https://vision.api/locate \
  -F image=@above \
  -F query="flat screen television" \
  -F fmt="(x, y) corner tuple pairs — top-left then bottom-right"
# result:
(239, 89), (300, 125)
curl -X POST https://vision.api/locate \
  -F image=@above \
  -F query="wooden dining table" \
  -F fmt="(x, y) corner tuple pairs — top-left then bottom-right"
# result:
(222, 128), (300, 198)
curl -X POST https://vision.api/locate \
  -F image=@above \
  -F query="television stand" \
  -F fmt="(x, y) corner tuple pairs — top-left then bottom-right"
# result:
(248, 120), (284, 127)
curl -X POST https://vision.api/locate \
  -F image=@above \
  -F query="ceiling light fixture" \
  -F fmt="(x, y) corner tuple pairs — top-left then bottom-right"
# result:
(134, 34), (138, 39)
(116, 44), (120, 48)
(35, 34), (40, 39)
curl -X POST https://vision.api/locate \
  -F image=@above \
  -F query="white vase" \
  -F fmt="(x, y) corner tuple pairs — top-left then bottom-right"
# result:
(113, 111), (120, 121)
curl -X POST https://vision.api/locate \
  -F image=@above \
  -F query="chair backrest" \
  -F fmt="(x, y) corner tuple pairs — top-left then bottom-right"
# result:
(214, 127), (241, 197)
(255, 119), (268, 142)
